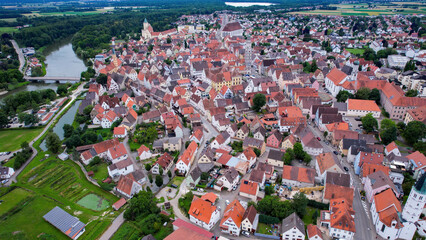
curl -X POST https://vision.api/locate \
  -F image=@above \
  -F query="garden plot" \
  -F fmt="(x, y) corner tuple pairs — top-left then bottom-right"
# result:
(77, 193), (110, 211)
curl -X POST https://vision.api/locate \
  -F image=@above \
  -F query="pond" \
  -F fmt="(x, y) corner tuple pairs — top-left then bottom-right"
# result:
(39, 100), (81, 151)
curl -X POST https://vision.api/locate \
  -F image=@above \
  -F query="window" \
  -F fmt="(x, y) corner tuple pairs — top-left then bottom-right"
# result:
(381, 224), (386, 232)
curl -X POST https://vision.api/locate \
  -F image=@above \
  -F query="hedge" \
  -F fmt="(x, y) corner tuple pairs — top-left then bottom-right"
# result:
(259, 214), (280, 225)
(308, 199), (329, 210)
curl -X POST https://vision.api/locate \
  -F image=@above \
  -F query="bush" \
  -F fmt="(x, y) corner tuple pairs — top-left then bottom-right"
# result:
(307, 199), (329, 210)
(259, 214), (280, 224)
(99, 182), (115, 191)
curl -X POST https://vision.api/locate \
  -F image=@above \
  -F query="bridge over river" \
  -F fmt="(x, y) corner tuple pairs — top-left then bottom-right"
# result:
(24, 76), (80, 83)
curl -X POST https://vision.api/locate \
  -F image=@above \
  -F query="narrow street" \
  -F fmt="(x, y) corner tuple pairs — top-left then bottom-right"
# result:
(99, 211), (125, 240)
(307, 124), (376, 240)
(11, 40), (25, 73)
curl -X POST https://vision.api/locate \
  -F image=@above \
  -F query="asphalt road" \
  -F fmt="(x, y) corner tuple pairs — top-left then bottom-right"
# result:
(307, 124), (376, 240)
(11, 40), (25, 73)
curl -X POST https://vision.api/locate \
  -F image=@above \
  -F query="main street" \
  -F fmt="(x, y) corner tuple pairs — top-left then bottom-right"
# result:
(307, 124), (376, 240)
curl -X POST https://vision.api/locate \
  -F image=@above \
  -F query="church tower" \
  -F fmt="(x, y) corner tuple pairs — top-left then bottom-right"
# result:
(402, 173), (426, 223)
(143, 18), (149, 30)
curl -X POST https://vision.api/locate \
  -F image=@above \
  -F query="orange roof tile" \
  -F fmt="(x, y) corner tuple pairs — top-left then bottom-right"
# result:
(188, 196), (217, 224)
(240, 180), (258, 196)
(220, 199), (245, 228)
(347, 99), (380, 112)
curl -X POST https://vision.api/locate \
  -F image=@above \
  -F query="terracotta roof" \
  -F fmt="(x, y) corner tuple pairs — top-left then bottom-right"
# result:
(108, 143), (128, 159)
(385, 141), (399, 153)
(112, 198), (126, 210)
(188, 196), (217, 224)
(242, 205), (257, 224)
(361, 163), (390, 178)
(282, 165), (315, 184)
(220, 199), (245, 228)
(329, 198), (356, 233)
(324, 184), (354, 206)
(171, 219), (214, 239)
(239, 180), (258, 196)
(316, 152), (342, 175)
(116, 174), (136, 196)
(358, 151), (384, 167)
(201, 192), (218, 204)
(373, 188), (402, 228)
(347, 99), (380, 112)
(307, 224), (323, 239)
(164, 225), (210, 240)
(326, 68), (348, 85)
(113, 127), (126, 135)
(93, 138), (120, 155)
(407, 151), (426, 170)
(137, 144), (150, 156)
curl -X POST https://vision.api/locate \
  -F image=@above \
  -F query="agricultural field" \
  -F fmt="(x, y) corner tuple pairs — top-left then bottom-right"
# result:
(0, 27), (19, 34)
(0, 128), (44, 152)
(291, 2), (426, 16)
(0, 154), (120, 240)
(23, 8), (113, 18)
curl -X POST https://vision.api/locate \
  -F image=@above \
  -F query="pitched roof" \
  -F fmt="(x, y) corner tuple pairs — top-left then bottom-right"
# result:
(43, 207), (86, 239)
(242, 205), (257, 224)
(326, 68), (348, 85)
(324, 184), (354, 206)
(307, 224), (323, 239)
(373, 188), (402, 228)
(239, 180), (258, 196)
(406, 151), (426, 170)
(220, 199), (245, 228)
(361, 163), (390, 178)
(316, 152), (342, 175)
(329, 198), (356, 233)
(281, 212), (305, 235)
(188, 196), (217, 224)
(347, 99), (380, 112)
(282, 165), (315, 184)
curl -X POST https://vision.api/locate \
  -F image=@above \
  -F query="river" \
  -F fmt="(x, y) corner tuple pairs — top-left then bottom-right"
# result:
(0, 40), (86, 101)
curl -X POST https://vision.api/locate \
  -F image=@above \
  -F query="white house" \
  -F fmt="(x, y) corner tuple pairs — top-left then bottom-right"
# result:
(220, 199), (246, 236)
(215, 167), (240, 191)
(107, 143), (128, 164)
(115, 171), (146, 198)
(281, 213), (305, 240)
(325, 68), (351, 97)
(137, 145), (152, 161)
(0, 166), (14, 180)
(107, 159), (134, 178)
(346, 99), (381, 118)
(188, 196), (221, 230)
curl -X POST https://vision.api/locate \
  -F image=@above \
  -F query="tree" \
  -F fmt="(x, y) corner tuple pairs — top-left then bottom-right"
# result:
(167, 170), (172, 178)
(403, 121), (426, 145)
(148, 174), (153, 183)
(265, 185), (275, 195)
(292, 192), (308, 218)
(361, 113), (378, 133)
(405, 89), (418, 97)
(21, 141), (29, 150)
(252, 94), (266, 112)
(83, 105), (93, 116)
(145, 164), (152, 171)
(336, 90), (353, 102)
(369, 88), (381, 104)
(283, 148), (294, 165)
(45, 132), (61, 153)
(303, 152), (312, 165)
(18, 113), (39, 126)
(155, 175), (163, 187)
(253, 148), (261, 157)
(363, 48), (377, 61)
(159, 167), (163, 176)
(56, 84), (68, 96)
(293, 142), (304, 159)
(63, 124), (74, 138)
(380, 119), (397, 145)
(124, 191), (160, 221)
(96, 73), (108, 85)
(397, 122), (406, 134)
(201, 172), (209, 181)
(404, 60), (416, 71)
(0, 111), (8, 128)
(355, 87), (371, 100)
(323, 131), (328, 138)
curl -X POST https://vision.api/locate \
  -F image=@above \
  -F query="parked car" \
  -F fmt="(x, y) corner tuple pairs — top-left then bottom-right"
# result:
(241, 231), (250, 237)
(333, 151), (339, 155)
(344, 166), (349, 172)
(171, 184), (178, 188)
(317, 137), (321, 141)
(225, 200), (230, 205)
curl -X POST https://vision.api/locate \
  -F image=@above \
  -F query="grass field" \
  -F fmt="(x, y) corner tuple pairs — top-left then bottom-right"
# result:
(169, 176), (185, 187)
(302, 207), (319, 225)
(0, 188), (32, 216)
(257, 223), (273, 235)
(0, 18), (17, 22)
(24, 8), (112, 18)
(0, 154), (120, 240)
(0, 27), (19, 34)
(346, 48), (366, 55)
(292, 2), (426, 16)
(0, 128), (44, 152)
(111, 221), (140, 240)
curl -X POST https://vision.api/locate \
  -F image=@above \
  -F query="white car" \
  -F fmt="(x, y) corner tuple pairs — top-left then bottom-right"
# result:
(225, 200), (230, 205)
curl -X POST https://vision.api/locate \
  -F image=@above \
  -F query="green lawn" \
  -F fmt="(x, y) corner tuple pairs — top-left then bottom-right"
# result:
(0, 188), (32, 216)
(346, 48), (366, 55)
(77, 193), (110, 211)
(395, 140), (410, 148)
(0, 128), (44, 152)
(302, 207), (319, 225)
(257, 223), (273, 235)
(111, 221), (140, 240)
(0, 153), (121, 240)
(87, 162), (109, 183)
(0, 27), (18, 34)
(170, 176), (185, 187)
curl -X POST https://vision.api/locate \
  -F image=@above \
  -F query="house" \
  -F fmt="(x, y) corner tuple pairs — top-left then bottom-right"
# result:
(267, 149), (284, 167)
(328, 198), (356, 240)
(325, 68), (351, 97)
(239, 180), (259, 202)
(323, 172), (353, 204)
(107, 158), (134, 178)
(215, 167), (240, 191)
(188, 196), (221, 230)
(0, 166), (14, 180)
(113, 127), (127, 138)
(115, 171), (146, 198)
(137, 145), (152, 160)
(107, 143), (128, 164)
(267, 130), (282, 148)
(282, 165), (315, 188)
(370, 188), (403, 240)
(315, 152), (344, 183)
(243, 137), (265, 154)
(220, 199), (245, 236)
(307, 224), (323, 240)
(364, 170), (400, 203)
(187, 166), (202, 187)
(190, 128), (204, 144)
(80, 138), (120, 165)
(235, 124), (249, 140)
(282, 135), (296, 150)
(281, 212), (305, 240)
(301, 132), (323, 156)
(408, 151), (426, 179)
(112, 198), (126, 211)
(241, 205), (257, 234)
(151, 152), (173, 175)
(385, 142), (401, 157)
(354, 151), (384, 175)
(249, 169), (266, 188)
(43, 206), (86, 240)
(176, 141), (198, 175)
(166, 219), (213, 240)
(346, 99), (380, 118)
